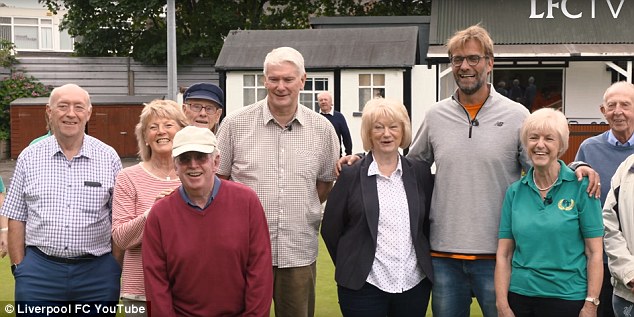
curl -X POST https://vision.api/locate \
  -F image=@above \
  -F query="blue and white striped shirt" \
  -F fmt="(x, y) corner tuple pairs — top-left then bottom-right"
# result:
(1, 135), (122, 257)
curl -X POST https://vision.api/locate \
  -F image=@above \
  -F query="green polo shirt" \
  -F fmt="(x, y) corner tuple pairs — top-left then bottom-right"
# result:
(499, 160), (603, 300)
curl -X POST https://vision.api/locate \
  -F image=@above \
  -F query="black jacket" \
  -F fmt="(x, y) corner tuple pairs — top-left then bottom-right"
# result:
(321, 153), (434, 290)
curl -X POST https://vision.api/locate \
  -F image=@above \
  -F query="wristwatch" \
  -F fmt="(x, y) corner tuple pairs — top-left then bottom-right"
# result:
(585, 297), (600, 306)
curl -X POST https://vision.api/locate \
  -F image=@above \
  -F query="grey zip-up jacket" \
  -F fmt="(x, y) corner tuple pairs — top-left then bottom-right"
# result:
(408, 84), (530, 254)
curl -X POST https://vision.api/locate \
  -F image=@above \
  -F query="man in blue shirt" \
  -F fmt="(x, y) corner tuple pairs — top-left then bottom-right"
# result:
(318, 91), (353, 156)
(575, 81), (634, 317)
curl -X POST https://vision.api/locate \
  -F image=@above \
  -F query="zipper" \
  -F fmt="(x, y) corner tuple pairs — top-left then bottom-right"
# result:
(452, 94), (490, 138)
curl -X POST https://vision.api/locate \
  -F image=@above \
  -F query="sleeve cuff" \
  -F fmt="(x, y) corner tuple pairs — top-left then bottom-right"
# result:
(568, 161), (592, 170)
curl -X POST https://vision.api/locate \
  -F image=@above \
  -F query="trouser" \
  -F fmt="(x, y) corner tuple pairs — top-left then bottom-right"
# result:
(508, 291), (584, 317)
(337, 279), (432, 317)
(273, 262), (316, 317)
(612, 294), (634, 317)
(431, 257), (497, 317)
(13, 247), (121, 316)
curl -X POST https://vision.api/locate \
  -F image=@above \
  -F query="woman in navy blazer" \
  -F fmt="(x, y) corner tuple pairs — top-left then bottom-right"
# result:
(321, 98), (434, 317)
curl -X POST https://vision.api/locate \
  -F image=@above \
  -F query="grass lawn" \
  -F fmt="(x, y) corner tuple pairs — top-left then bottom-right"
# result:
(0, 237), (483, 317)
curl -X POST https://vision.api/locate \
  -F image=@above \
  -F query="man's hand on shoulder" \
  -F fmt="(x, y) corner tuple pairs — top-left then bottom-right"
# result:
(336, 154), (363, 176)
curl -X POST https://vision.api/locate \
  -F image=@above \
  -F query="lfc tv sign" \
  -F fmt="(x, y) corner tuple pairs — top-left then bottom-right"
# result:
(529, 0), (625, 18)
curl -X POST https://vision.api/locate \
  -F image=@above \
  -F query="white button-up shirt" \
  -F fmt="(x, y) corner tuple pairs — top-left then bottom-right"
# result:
(366, 155), (424, 293)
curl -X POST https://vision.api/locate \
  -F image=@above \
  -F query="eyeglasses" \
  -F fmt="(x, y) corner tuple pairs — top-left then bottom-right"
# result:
(372, 123), (401, 134)
(187, 103), (220, 115)
(176, 152), (211, 165)
(450, 55), (488, 67)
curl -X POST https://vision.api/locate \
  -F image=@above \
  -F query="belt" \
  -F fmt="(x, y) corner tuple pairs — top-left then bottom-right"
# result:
(29, 246), (99, 264)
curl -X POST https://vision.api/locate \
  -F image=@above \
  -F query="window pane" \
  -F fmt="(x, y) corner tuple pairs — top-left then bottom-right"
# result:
(304, 79), (313, 90)
(315, 79), (327, 91)
(41, 27), (52, 49)
(14, 26), (38, 49)
(14, 18), (37, 25)
(257, 88), (267, 101)
(300, 92), (313, 109)
(243, 88), (254, 107)
(41, 19), (52, 25)
(0, 17), (11, 24)
(359, 74), (371, 86)
(359, 88), (371, 111)
(373, 74), (385, 86)
(257, 75), (265, 85)
(243, 74), (255, 86)
(60, 28), (73, 50)
(373, 88), (384, 99)
(492, 69), (564, 113)
(0, 25), (11, 42)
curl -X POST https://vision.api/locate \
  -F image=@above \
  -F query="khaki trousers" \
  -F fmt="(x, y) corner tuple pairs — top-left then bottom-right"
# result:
(272, 262), (317, 317)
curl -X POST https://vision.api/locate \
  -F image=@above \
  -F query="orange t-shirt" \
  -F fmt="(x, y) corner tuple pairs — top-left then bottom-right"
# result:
(463, 103), (483, 121)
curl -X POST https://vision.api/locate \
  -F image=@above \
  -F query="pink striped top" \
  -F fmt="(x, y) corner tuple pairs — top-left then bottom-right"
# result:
(112, 163), (181, 298)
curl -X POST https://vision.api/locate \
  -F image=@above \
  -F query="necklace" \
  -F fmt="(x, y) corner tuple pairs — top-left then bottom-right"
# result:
(533, 170), (557, 191)
(148, 162), (176, 180)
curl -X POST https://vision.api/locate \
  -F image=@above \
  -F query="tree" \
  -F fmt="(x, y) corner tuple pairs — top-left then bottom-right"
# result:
(40, 0), (431, 64)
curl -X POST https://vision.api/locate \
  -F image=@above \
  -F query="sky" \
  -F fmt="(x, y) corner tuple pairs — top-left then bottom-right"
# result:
(0, 0), (47, 9)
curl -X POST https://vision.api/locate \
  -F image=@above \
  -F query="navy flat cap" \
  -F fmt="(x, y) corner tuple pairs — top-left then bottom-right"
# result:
(184, 83), (224, 108)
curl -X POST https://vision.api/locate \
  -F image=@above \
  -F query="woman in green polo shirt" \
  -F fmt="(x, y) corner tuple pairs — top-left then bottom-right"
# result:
(494, 108), (604, 317)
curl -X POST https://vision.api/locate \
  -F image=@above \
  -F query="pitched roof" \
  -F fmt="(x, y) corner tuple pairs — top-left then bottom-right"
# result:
(215, 27), (419, 71)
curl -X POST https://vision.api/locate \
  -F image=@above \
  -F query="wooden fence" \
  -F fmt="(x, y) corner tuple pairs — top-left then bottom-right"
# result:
(3, 56), (219, 96)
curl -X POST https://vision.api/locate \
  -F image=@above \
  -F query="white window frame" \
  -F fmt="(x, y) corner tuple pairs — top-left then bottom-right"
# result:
(0, 16), (74, 52)
(358, 73), (386, 111)
(300, 74), (332, 112)
(242, 73), (267, 107)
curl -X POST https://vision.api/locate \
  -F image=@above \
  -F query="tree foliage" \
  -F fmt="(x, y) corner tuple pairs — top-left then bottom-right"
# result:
(39, 0), (431, 64)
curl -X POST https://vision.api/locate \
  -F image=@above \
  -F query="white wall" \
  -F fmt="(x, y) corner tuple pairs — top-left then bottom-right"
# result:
(224, 73), (244, 115)
(224, 67), (437, 155)
(410, 65), (438, 136)
(339, 69), (404, 154)
(564, 62), (611, 123)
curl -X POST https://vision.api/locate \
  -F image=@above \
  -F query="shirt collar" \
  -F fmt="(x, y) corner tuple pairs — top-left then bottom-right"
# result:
(47, 134), (90, 159)
(179, 175), (222, 211)
(368, 153), (403, 178)
(522, 160), (576, 189)
(320, 108), (334, 116)
(607, 129), (634, 147)
(262, 97), (306, 129)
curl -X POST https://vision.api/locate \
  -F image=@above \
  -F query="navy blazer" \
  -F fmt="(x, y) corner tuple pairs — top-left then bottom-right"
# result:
(321, 153), (434, 290)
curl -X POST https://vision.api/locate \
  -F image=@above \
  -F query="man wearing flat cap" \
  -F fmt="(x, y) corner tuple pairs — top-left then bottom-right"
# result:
(142, 126), (273, 316)
(182, 82), (224, 134)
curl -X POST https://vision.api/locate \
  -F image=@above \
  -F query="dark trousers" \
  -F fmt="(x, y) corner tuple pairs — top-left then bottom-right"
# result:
(508, 291), (585, 317)
(13, 247), (121, 316)
(337, 279), (432, 317)
(600, 262), (616, 317)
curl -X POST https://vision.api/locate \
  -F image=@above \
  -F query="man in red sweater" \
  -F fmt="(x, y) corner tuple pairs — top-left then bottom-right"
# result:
(142, 126), (273, 317)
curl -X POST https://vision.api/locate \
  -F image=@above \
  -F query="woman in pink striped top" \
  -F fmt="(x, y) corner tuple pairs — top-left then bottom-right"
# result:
(112, 99), (189, 316)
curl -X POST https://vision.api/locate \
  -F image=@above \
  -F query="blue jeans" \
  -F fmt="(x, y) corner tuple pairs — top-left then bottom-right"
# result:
(338, 279), (432, 317)
(431, 257), (497, 317)
(613, 294), (634, 317)
(14, 247), (121, 316)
